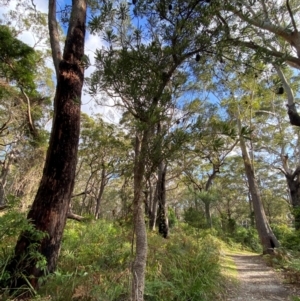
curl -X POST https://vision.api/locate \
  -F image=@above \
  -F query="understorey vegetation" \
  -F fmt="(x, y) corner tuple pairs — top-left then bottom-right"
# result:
(1, 0), (300, 300)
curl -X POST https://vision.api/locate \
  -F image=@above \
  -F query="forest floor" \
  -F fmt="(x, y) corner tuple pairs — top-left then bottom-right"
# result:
(224, 252), (300, 301)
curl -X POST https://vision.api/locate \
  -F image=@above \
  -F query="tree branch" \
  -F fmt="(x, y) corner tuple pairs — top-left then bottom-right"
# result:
(274, 64), (300, 126)
(20, 88), (38, 138)
(48, 0), (62, 77)
(286, 0), (298, 33)
(71, 190), (91, 198)
(228, 39), (300, 69)
(67, 211), (86, 221)
(227, 5), (292, 41)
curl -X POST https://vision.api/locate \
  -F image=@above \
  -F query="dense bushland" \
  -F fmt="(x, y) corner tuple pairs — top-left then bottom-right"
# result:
(0, 212), (225, 301)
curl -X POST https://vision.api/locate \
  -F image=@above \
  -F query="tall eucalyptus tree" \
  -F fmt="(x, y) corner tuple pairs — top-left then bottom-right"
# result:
(3, 0), (87, 294)
(89, 0), (227, 298)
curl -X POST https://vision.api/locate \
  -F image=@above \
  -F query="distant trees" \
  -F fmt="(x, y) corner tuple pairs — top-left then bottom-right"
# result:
(1, 0), (300, 298)
(73, 114), (130, 218)
(0, 25), (51, 209)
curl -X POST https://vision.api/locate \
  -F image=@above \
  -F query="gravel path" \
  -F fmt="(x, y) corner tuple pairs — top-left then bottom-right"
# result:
(226, 254), (300, 301)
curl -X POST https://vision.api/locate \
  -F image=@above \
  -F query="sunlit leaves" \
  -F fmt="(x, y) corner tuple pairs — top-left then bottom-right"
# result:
(0, 25), (36, 90)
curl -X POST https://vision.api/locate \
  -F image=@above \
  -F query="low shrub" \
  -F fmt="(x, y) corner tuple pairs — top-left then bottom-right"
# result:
(232, 226), (262, 253)
(1, 217), (225, 301)
(146, 226), (224, 301)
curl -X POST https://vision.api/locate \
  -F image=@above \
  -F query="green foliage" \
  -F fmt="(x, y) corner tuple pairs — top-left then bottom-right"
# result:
(0, 195), (34, 241)
(167, 207), (177, 228)
(231, 227), (262, 253)
(0, 220), (225, 301)
(272, 224), (300, 251)
(0, 199), (48, 295)
(37, 220), (131, 301)
(146, 228), (224, 301)
(0, 25), (36, 91)
(183, 207), (207, 229)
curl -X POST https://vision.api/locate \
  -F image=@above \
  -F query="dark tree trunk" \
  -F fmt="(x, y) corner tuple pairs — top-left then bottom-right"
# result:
(4, 0), (86, 293)
(285, 174), (300, 230)
(149, 184), (158, 230)
(143, 180), (151, 219)
(157, 161), (168, 238)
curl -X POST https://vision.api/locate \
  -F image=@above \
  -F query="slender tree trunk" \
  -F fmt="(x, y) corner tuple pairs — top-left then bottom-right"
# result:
(203, 164), (219, 229)
(157, 161), (168, 238)
(248, 192), (255, 227)
(149, 184), (158, 230)
(143, 183), (151, 218)
(144, 178), (153, 225)
(132, 131), (148, 301)
(0, 149), (15, 207)
(80, 170), (95, 215)
(238, 118), (279, 254)
(95, 165), (106, 219)
(120, 176), (130, 218)
(204, 201), (212, 228)
(5, 0), (86, 293)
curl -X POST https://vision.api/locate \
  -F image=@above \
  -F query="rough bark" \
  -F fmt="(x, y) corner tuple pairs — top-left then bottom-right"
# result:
(4, 0), (86, 294)
(132, 132), (148, 301)
(238, 118), (280, 254)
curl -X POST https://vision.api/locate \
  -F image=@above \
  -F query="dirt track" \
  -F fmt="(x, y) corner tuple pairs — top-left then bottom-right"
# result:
(226, 254), (300, 301)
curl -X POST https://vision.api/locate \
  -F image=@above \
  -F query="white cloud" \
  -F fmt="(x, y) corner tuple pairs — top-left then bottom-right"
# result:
(82, 32), (122, 123)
